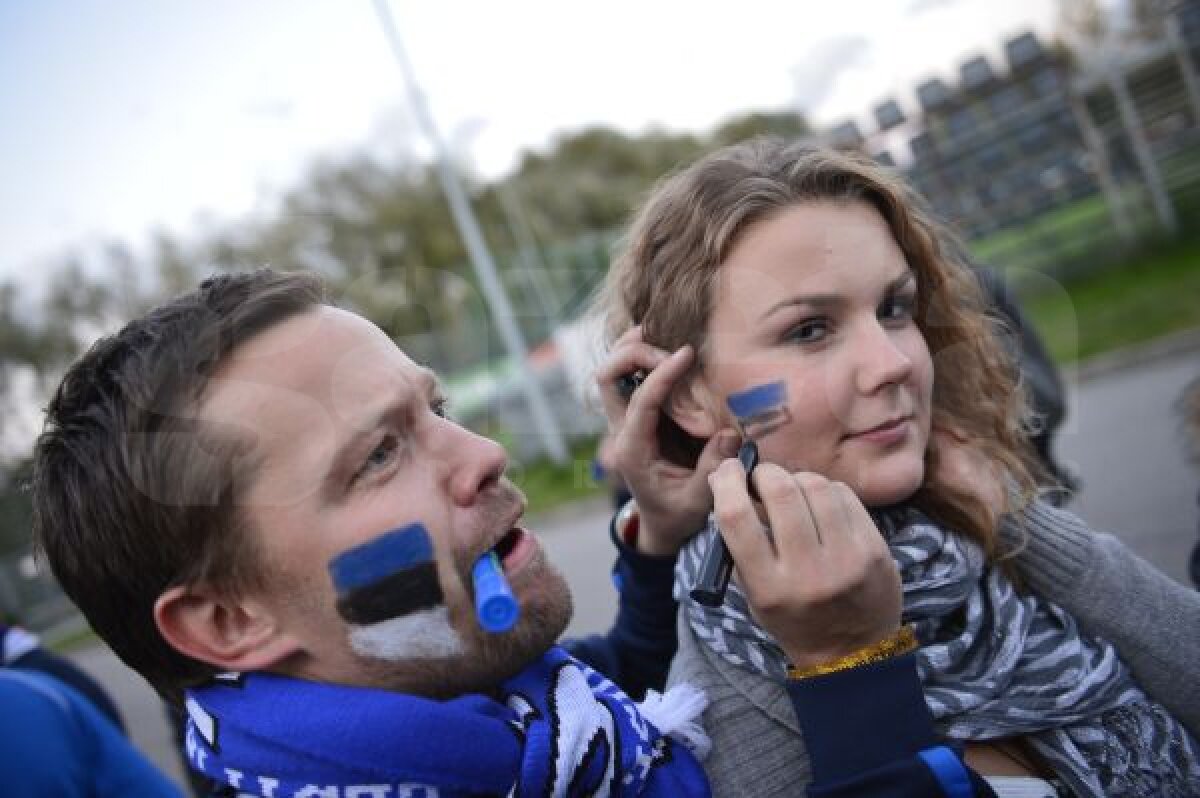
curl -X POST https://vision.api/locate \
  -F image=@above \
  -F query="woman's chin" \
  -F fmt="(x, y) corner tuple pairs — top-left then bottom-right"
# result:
(853, 462), (925, 509)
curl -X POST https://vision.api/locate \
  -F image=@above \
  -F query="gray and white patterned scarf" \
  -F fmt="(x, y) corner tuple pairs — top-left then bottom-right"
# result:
(676, 504), (1200, 796)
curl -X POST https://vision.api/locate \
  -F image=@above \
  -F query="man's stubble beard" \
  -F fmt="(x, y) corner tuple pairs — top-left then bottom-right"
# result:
(352, 555), (574, 699)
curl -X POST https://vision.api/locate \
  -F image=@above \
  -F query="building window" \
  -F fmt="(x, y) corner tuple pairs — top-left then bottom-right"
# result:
(948, 108), (976, 138)
(961, 56), (994, 91)
(910, 132), (935, 159)
(874, 100), (905, 131)
(917, 79), (952, 112)
(988, 86), (1025, 118)
(1005, 32), (1043, 69)
(1031, 68), (1061, 97)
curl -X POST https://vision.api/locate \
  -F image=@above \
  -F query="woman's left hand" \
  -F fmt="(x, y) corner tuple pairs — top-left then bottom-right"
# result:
(595, 326), (739, 556)
(708, 459), (903, 669)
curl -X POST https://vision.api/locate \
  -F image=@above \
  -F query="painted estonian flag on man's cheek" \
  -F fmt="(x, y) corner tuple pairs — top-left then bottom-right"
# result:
(328, 523), (444, 625)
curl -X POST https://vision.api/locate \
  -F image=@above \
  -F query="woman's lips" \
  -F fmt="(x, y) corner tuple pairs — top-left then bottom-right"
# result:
(847, 417), (912, 446)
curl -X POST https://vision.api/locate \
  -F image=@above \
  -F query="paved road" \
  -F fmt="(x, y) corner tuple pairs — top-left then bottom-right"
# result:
(1056, 351), (1199, 586)
(64, 344), (1200, 792)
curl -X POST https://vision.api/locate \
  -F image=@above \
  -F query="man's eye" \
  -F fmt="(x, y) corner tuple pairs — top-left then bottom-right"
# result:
(357, 435), (399, 480)
(431, 397), (450, 418)
(785, 319), (830, 344)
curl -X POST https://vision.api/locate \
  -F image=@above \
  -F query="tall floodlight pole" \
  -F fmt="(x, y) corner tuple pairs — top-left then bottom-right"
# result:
(372, 0), (568, 463)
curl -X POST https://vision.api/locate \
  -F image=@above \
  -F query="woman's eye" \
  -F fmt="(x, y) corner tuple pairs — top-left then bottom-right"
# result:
(431, 396), (450, 419)
(881, 293), (916, 322)
(785, 319), (830, 344)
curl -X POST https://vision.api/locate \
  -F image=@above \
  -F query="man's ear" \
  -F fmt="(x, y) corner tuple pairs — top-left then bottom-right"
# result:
(154, 585), (299, 672)
(666, 375), (721, 440)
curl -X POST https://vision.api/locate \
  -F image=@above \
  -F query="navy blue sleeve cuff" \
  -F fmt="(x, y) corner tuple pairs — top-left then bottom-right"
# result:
(608, 515), (678, 608)
(787, 652), (942, 785)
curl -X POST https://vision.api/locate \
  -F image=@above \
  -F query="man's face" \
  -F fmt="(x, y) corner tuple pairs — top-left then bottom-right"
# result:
(195, 306), (571, 697)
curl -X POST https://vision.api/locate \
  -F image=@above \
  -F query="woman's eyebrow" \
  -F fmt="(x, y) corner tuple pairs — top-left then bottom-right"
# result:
(760, 293), (844, 321)
(759, 272), (915, 321)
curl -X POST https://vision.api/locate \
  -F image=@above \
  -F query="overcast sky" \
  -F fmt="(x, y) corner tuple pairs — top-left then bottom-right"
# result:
(0, 0), (1061, 290)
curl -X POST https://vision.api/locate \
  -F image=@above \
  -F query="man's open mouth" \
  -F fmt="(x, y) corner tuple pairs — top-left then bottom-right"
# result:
(493, 526), (521, 561)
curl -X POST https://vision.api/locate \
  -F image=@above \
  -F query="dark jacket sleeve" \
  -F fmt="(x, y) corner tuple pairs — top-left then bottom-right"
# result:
(974, 265), (1065, 432)
(562, 517), (678, 700)
(790, 653), (998, 798)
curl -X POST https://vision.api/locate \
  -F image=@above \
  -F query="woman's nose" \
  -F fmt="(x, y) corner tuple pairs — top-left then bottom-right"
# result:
(854, 321), (914, 395)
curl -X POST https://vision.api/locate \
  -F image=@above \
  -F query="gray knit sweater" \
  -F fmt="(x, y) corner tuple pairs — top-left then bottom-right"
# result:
(667, 500), (1200, 797)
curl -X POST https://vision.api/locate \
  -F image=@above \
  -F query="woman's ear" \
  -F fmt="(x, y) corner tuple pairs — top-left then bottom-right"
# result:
(666, 375), (721, 440)
(154, 585), (299, 673)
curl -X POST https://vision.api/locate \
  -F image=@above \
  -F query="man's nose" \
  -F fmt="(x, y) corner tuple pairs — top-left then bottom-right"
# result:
(854, 321), (913, 395)
(431, 417), (508, 506)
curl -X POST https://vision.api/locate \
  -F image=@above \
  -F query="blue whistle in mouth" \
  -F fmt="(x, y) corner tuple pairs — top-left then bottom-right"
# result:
(472, 551), (519, 633)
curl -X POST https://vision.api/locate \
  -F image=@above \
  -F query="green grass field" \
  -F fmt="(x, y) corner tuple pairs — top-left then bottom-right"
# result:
(971, 194), (1116, 267)
(505, 437), (610, 515)
(1022, 235), (1200, 363)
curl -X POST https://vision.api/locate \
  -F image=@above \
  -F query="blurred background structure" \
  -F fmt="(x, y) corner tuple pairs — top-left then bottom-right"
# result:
(1, 0), (1198, 705)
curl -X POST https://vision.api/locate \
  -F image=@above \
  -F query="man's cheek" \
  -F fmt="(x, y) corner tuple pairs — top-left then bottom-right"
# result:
(327, 523), (467, 661)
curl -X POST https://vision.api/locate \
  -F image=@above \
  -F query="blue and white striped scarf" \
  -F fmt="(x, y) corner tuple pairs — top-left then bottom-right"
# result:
(184, 646), (711, 797)
(676, 503), (1200, 796)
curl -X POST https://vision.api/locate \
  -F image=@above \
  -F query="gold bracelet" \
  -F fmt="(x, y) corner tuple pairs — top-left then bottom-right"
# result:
(786, 625), (918, 680)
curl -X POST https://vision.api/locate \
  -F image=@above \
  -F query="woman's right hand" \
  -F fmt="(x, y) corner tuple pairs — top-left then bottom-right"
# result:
(595, 326), (740, 556)
(708, 459), (903, 669)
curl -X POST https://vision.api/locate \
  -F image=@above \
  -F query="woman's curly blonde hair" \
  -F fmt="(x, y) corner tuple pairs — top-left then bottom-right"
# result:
(597, 137), (1040, 555)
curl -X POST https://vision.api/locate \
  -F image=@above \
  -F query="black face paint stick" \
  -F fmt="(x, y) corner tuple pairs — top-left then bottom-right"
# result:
(689, 381), (790, 608)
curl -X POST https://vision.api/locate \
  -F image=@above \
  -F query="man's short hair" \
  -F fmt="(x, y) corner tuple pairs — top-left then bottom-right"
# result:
(32, 269), (327, 702)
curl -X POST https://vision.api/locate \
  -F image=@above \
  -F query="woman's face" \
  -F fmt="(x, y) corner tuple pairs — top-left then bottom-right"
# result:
(694, 200), (934, 508)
